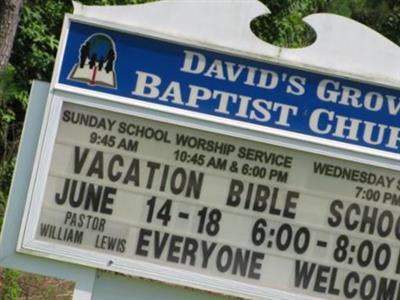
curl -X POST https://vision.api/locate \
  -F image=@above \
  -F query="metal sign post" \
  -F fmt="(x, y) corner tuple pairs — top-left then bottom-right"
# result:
(2, 1), (400, 299)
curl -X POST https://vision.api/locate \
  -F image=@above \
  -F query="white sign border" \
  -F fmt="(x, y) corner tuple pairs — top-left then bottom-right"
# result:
(17, 90), (400, 300)
(15, 12), (400, 300)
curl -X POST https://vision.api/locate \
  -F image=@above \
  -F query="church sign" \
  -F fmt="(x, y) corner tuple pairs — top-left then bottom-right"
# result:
(15, 8), (400, 300)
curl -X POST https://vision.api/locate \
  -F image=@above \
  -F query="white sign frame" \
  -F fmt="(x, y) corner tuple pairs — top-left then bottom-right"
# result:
(2, 1), (400, 299)
(17, 93), (400, 300)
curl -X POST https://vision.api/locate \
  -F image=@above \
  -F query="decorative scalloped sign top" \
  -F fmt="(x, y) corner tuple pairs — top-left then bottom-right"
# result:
(72, 0), (400, 88)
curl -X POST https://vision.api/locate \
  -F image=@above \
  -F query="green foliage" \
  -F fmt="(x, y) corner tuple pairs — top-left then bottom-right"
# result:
(252, 0), (321, 48)
(11, 1), (69, 88)
(382, 6), (400, 45)
(79, 0), (156, 4)
(1, 269), (21, 300)
(0, 159), (15, 229)
(0, 66), (20, 230)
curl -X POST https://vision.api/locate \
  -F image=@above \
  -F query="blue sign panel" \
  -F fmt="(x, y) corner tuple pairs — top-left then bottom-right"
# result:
(59, 21), (400, 155)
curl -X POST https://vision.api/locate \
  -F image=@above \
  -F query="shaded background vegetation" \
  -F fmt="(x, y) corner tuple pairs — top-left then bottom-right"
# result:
(1, 0), (400, 298)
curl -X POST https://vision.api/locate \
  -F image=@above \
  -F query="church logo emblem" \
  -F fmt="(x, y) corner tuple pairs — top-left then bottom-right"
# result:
(69, 33), (117, 88)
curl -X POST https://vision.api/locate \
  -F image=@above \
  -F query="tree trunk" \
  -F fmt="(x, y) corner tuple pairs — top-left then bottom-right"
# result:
(0, 0), (23, 73)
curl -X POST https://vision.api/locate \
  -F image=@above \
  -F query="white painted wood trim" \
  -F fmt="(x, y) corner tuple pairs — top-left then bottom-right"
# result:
(72, 0), (400, 89)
